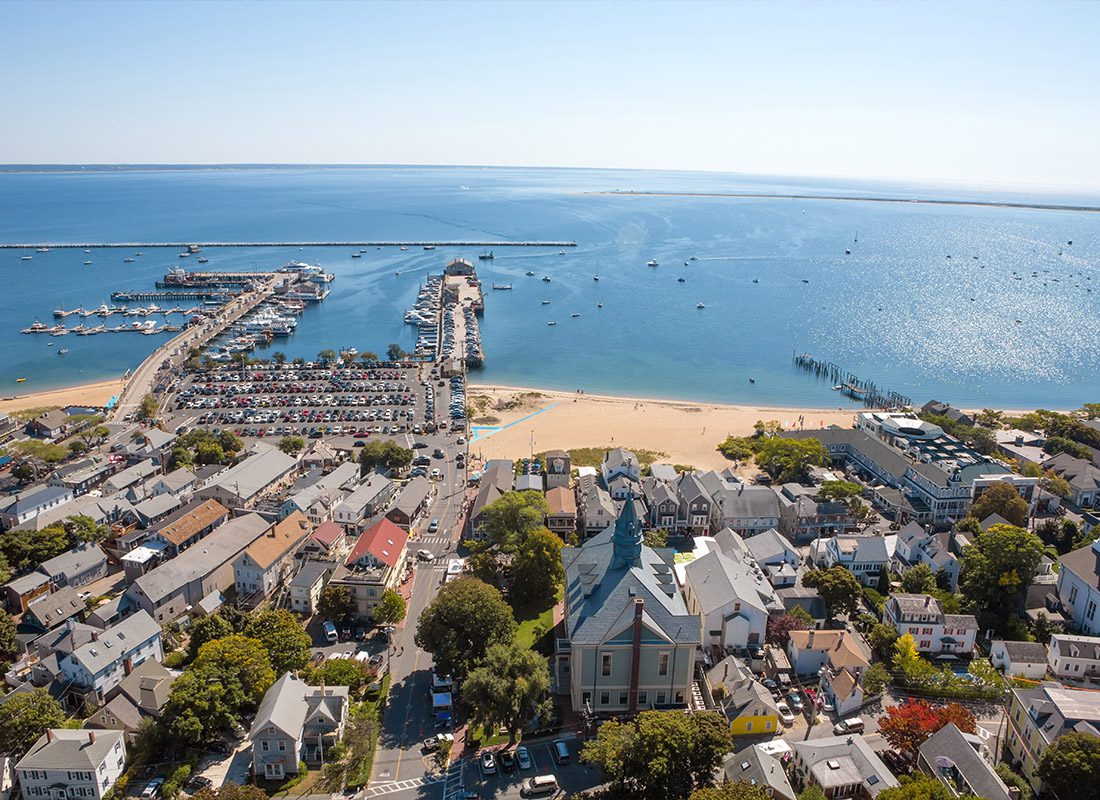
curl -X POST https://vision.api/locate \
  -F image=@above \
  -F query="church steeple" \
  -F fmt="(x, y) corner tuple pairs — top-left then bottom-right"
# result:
(610, 492), (643, 569)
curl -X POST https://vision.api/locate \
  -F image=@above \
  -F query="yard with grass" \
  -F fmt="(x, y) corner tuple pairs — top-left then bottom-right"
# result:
(513, 586), (562, 653)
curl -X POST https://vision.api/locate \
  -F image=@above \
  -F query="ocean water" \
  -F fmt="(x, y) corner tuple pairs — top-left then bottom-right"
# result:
(1, 165), (1098, 409)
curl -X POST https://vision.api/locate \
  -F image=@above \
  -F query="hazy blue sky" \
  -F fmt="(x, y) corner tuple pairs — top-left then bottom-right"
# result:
(3, 1), (1098, 187)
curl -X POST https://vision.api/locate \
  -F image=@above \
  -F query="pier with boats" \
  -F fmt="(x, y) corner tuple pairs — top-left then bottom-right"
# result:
(793, 353), (912, 409)
(403, 257), (486, 369)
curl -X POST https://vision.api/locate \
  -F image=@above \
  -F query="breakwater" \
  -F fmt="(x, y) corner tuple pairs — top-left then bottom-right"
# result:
(793, 353), (912, 409)
(0, 241), (578, 249)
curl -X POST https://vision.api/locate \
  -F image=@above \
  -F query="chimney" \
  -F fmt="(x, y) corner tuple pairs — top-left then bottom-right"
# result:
(47, 730), (54, 743)
(88, 731), (96, 745)
(91, 630), (99, 641)
(320, 680), (326, 697)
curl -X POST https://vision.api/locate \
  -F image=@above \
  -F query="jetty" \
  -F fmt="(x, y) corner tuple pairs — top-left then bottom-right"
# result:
(0, 240), (578, 250)
(793, 353), (911, 409)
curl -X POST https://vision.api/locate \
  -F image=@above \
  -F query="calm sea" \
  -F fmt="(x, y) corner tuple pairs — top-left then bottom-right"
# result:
(1, 165), (1098, 409)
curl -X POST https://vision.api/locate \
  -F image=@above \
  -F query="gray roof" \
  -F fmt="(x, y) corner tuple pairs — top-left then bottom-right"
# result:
(203, 442), (296, 501)
(335, 472), (392, 514)
(65, 610), (161, 675)
(133, 513), (271, 603)
(1051, 633), (1100, 660)
(391, 476), (432, 518)
(117, 658), (175, 713)
(290, 560), (333, 589)
(1045, 452), (1100, 492)
(745, 528), (796, 565)
(17, 728), (125, 771)
(157, 467), (196, 491)
(1011, 685), (1100, 745)
(997, 640), (1048, 663)
(792, 735), (899, 797)
(89, 694), (145, 732)
(133, 493), (182, 522)
(1, 484), (73, 516)
(919, 723), (1011, 800)
(562, 527), (699, 647)
(649, 464), (678, 482)
(250, 672), (348, 740)
(604, 448), (637, 470)
(713, 484), (781, 520)
(26, 585), (86, 629)
(852, 535), (888, 562)
(782, 428), (913, 483)
(514, 474), (544, 492)
(5, 570), (50, 596)
(777, 586), (827, 620)
(106, 458), (159, 492)
(683, 548), (782, 617)
(723, 747), (796, 800)
(15, 494), (134, 532)
(642, 477), (678, 507)
(1059, 541), (1100, 590)
(41, 542), (107, 581)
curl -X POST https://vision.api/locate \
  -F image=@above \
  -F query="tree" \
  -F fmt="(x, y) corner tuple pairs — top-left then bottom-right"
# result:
(76, 423), (110, 447)
(317, 349), (337, 364)
(797, 787), (827, 800)
(817, 480), (865, 511)
(68, 440), (88, 455)
(1037, 732), (1100, 800)
(185, 613), (234, 662)
(877, 774), (961, 800)
(277, 435), (305, 455)
(0, 522), (70, 571)
(272, 351), (287, 365)
(893, 633), (935, 685)
(867, 623), (900, 662)
(64, 514), (109, 544)
(414, 578), (517, 678)
(900, 563), (936, 594)
(0, 609), (17, 672)
(716, 436), (757, 462)
(765, 614), (809, 648)
(481, 490), (548, 553)
(359, 351), (379, 362)
(358, 439), (413, 474)
(802, 567), (862, 619)
(245, 610), (312, 674)
(1044, 471), (1073, 501)
(374, 589), (407, 624)
(863, 662), (890, 696)
(1043, 436), (1093, 460)
(690, 784), (771, 800)
(995, 763), (1032, 800)
(510, 527), (564, 606)
(386, 343), (407, 361)
(753, 437), (830, 483)
(0, 690), (64, 757)
(959, 523), (1045, 633)
(968, 482), (1029, 528)
(467, 550), (500, 586)
(582, 710), (732, 800)
(976, 409), (1003, 428)
(318, 585), (354, 621)
(879, 699), (975, 756)
(192, 786), (268, 800)
(1033, 611), (1061, 645)
(139, 393), (158, 420)
(463, 642), (552, 743)
(308, 657), (374, 693)
(0, 552), (10, 586)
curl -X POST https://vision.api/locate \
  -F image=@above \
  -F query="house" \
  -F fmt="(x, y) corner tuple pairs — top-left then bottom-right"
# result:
(59, 610), (163, 705)
(744, 528), (801, 588)
(642, 477), (679, 531)
(821, 664), (865, 716)
(607, 473), (641, 502)
(3, 571), (51, 613)
(87, 659), (176, 735)
(14, 493), (133, 534)
(16, 728), (127, 800)
(140, 467), (197, 499)
(921, 400), (975, 428)
(777, 484), (850, 542)
(557, 500), (701, 713)
(385, 476), (433, 530)
(119, 428), (178, 466)
(131, 493), (182, 528)
(791, 734), (898, 798)
(545, 486), (577, 539)
(301, 519), (348, 559)
(892, 522), (961, 592)
(675, 472), (712, 535)
(48, 456), (118, 497)
(917, 723), (1012, 800)
(250, 672), (349, 780)
(1056, 539), (1100, 635)
(145, 498), (230, 557)
(301, 439), (340, 470)
(515, 474), (544, 493)
(290, 561), (333, 616)
(234, 512), (313, 606)
(120, 542), (168, 582)
(682, 541), (784, 651)
(0, 484), (74, 529)
(649, 464), (678, 482)
(602, 448), (640, 485)
(990, 640), (1049, 679)
(543, 449), (571, 490)
(1047, 632), (1100, 679)
(193, 442), (297, 508)
(332, 473), (394, 530)
(707, 655), (779, 736)
(24, 585), (88, 631)
(787, 629), (870, 678)
(811, 535), (889, 587)
(39, 543), (108, 589)
(721, 746), (796, 800)
(105, 458), (159, 496)
(467, 460), (514, 538)
(125, 513), (273, 622)
(700, 474), (781, 537)
(776, 586), (828, 629)
(1004, 685), (1100, 794)
(328, 517), (409, 619)
(1043, 452), (1100, 507)
(282, 462), (360, 524)
(576, 474), (616, 539)
(995, 429), (1047, 468)
(26, 409), (70, 440)
(882, 594), (978, 655)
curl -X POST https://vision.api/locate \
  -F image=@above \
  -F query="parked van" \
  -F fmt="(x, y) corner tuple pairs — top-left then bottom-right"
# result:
(833, 717), (865, 735)
(552, 739), (570, 764)
(521, 774), (560, 797)
(323, 620), (338, 644)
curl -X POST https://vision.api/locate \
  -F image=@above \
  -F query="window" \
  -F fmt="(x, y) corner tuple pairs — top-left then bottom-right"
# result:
(1088, 601), (1097, 621)
(656, 691), (666, 705)
(658, 652), (670, 676)
(278, 740), (286, 751)
(638, 691), (648, 706)
(675, 690), (685, 704)
(602, 653), (612, 677)
(262, 741), (269, 752)
(600, 691), (610, 706)
(1070, 586), (1079, 604)
(746, 721), (752, 732)
(765, 720), (773, 730)
(582, 691), (592, 707)
(619, 691), (629, 705)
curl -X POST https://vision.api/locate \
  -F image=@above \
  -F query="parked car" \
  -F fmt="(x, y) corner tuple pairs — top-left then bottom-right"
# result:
(787, 690), (804, 711)
(499, 749), (517, 772)
(834, 717), (865, 735)
(552, 739), (570, 764)
(423, 733), (454, 752)
(521, 775), (560, 797)
(480, 750), (498, 775)
(140, 778), (165, 799)
(428, 518), (440, 532)
(776, 702), (795, 726)
(516, 744), (532, 770)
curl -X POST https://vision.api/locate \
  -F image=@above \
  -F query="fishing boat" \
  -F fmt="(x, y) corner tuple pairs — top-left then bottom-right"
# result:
(597, 302), (603, 308)
(423, 245), (436, 251)
(479, 252), (495, 260)
(124, 257), (135, 263)
(525, 271), (535, 276)
(179, 252), (190, 258)
(571, 313), (580, 318)
(647, 259), (658, 267)
(684, 261), (689, 266)
(547, 321), (556, 326)
(21, 320), (49, 334)
(36, 247), (49, 253)
(16, 377), (26, 383)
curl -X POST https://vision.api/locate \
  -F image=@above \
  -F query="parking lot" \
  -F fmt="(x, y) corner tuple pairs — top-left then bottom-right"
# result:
(462, 735), (603, 800)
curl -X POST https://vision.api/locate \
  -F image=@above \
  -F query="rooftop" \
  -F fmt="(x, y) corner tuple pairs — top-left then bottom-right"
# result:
(152, 498), (229, 546)
(17, 728), (125, 772)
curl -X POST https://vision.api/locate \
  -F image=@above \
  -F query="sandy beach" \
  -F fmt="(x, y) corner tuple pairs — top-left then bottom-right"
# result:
(0, 378), (125, 415)
(466, 384), (858, 470)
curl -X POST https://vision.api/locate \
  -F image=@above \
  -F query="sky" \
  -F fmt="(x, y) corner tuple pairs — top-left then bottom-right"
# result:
(2, 0), (1098, 188)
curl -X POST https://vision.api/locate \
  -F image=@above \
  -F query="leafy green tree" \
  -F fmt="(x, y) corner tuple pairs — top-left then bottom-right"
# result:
(716, 436), (757, 462)
(581, 710), (733, 800)
(463, 642), (552, 744)
(753, 437), (830, 483)
(976, 409), (1004, 428)
(893, 633), (935, 686)
(863, 662), (890, 696)
(358, 439), (414, 474)
(803, 566), (862, 619)
(1037, 731), (1100, 800)
(481, 490), (548, 553)
(386, 343), (407, 361)
(0, 690), (65, 757)
(317, 349), (337, 364)
(359, 351), (379, 362)
(0, 523), (70, 571)
(1044, 471), (1073, 501)
(968, 482), (1029, 528)
(1043, 436), (1093, 459)
(192, 785), (268, 800)
(64, 514), (109, 543)
(139, 393), (158, 420)
(76, 423), (110, 447)
(817, 480), (865, 510)
(1032, 611), (1061, 645)
(318, 585), (354, 621)
(0, 610), (17, 672)
(796, 787), (827, 800)
(185, 613), (234, 662)
(0, 552), (10, 585)
(414, 578), (517, 678)
(245, 610), (312, 674)
(877, 774), (963, 800)
(373, 589), (407, 624)
(867, 623), (900, 662)
(68, 440), (88, 455)
(690, 783), (771, 800)
(467, 550), (500, 586)
(510, 527), (564, 606)
(308, 657), (374, 693)
(995, 763), (1032, 800)
(900, 563), (936, 594)
(272, 351), (287, 365)
(277, 435), (305, 455)
(959, 523), (1045, 633)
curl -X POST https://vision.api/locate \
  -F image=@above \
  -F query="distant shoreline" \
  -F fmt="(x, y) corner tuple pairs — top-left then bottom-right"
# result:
(586, 190), (1100, 214)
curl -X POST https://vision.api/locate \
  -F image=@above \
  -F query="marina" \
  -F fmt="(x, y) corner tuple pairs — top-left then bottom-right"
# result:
(403, 257), (486, 368)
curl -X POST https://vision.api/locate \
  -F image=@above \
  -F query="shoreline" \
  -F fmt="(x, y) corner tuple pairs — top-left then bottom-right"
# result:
(0, 378), (126, 414)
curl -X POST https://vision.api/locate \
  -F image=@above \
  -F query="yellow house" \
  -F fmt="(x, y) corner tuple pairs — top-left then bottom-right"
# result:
(708, 655), (780, 736)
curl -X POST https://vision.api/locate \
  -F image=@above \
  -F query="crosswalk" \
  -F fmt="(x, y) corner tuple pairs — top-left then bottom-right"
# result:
(415, 535), (452, 546)
(361, 763), (461, 798)
(440, 763), (465, 800)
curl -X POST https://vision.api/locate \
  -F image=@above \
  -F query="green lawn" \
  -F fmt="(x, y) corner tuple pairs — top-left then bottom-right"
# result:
(346, 673), (391, 789)
(513, 586), (563, 652)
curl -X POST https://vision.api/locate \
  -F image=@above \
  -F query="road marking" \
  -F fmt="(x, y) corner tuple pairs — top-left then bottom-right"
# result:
(363, 774), (446, 797)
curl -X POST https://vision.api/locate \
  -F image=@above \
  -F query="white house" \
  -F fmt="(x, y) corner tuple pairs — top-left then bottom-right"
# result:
(58, 610), (163, 705)
(250, 672), (349, 780)
(17, 729), (126, 800)
(289, 561), (332, 616)
(811, 534), (890, 587)
(882, 594), (978, 655)
(787, 629), (870, 679)
(0, 485), (74, 529)
(332, 474), (394, 530)
(1048, 633), (1100, 679)
(682, 544), (784, 651)
(893, 522), (961, 592)
(989, 640), (1049, 680)
(1056, 539), (1100, 636)
(601, 448), (640, 486)
(821, 665), (865, 717)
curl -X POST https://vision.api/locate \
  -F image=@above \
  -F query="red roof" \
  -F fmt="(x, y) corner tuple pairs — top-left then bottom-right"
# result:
(347, 518), (408, 569)
(310, 520), (345, 549)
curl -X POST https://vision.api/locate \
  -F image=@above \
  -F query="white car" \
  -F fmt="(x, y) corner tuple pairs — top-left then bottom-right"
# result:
(776, 701), (795, 726)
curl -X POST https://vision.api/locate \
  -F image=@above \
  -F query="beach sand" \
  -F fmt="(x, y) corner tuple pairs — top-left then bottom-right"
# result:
(466, 384), (858, 470)
(0, 378), (126, 414)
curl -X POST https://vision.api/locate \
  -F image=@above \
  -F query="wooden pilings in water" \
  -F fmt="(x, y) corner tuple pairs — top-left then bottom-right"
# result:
(792, 352), (911, 409)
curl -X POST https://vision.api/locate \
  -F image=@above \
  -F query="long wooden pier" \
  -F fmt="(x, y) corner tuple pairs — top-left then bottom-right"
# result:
(0, 241), (578, 250)
(112, 290), (238, 301)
